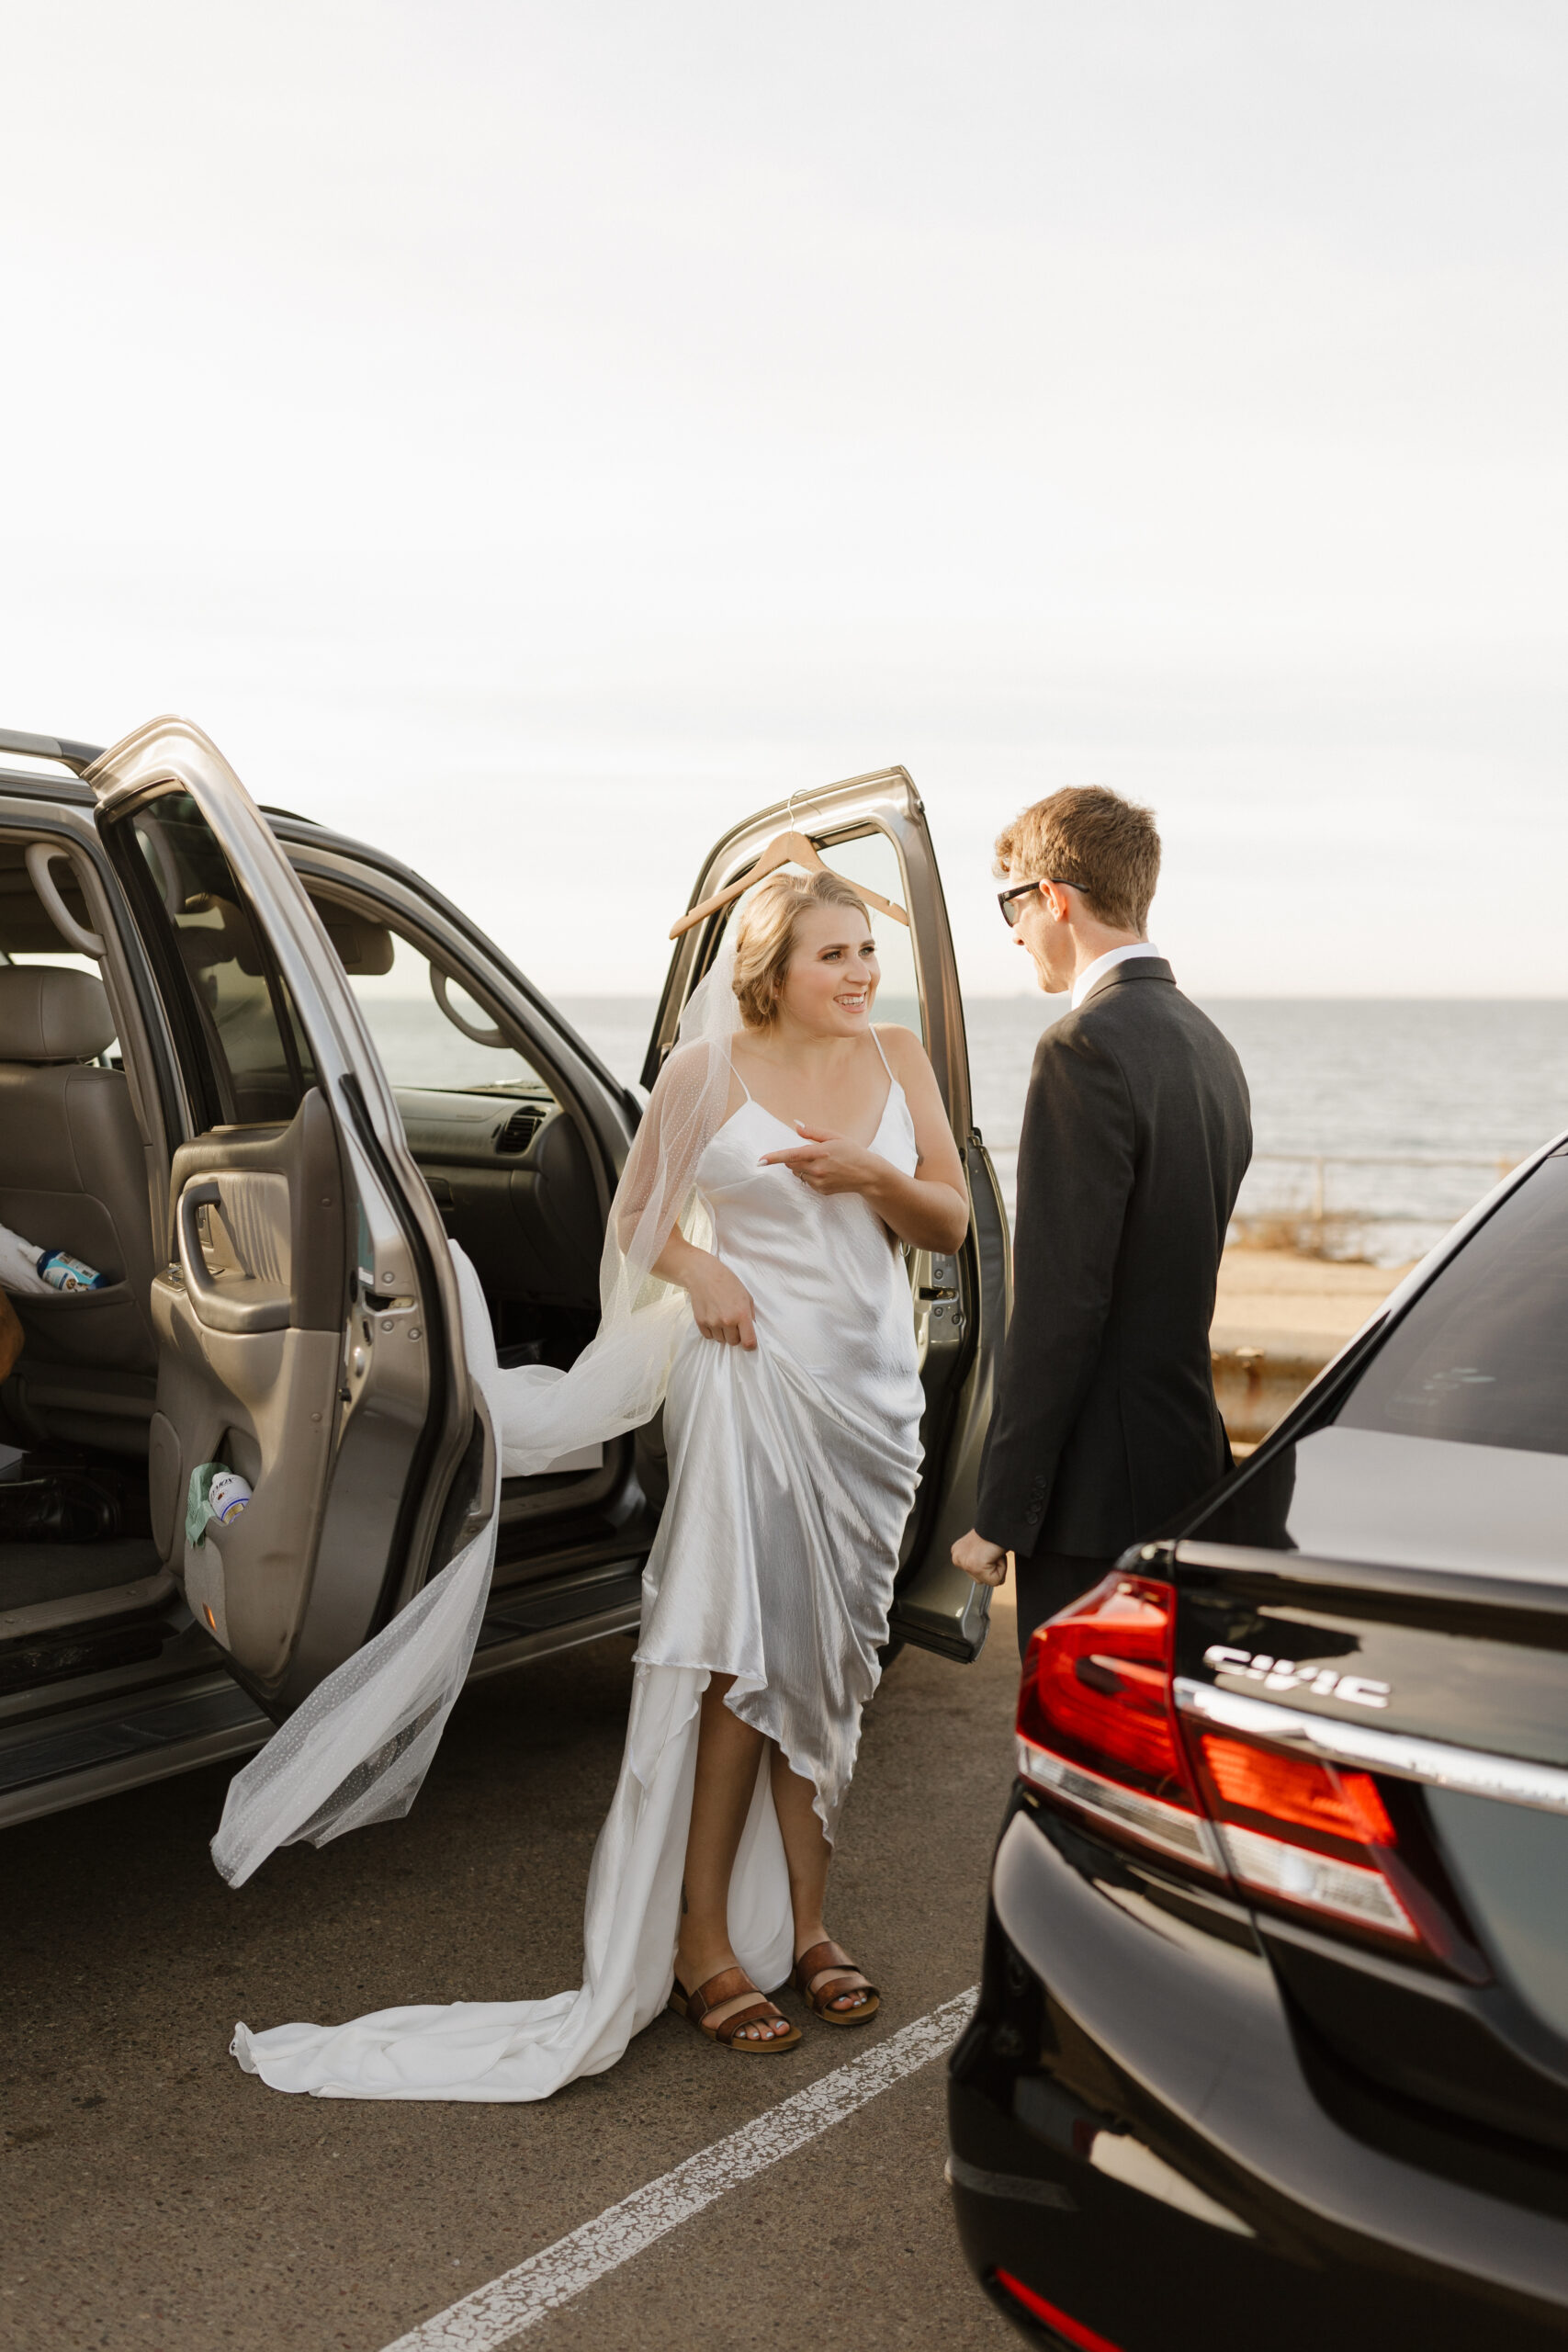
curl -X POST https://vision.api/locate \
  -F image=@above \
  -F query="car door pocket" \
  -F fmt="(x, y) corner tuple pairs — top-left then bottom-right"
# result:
(184, 1523), (231, 1647)
(8, 1279), (152, 1371)
(183, 1436), (319, 1664)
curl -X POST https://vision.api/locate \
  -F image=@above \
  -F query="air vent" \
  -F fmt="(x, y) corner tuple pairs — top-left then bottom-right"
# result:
(496, 1107), (544, 1155)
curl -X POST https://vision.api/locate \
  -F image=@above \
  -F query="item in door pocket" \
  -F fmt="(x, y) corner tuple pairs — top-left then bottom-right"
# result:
(186, 1461), (243, 1547)
(0, 1220), (56, 1296)
(209, 1470), (253, 1526)
(37, 1249), (108, 1294)
(0, 1221), (108, 1296)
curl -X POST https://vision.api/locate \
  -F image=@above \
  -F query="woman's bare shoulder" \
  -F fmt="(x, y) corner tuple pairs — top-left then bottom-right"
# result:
(874, 1022), (931, 1075)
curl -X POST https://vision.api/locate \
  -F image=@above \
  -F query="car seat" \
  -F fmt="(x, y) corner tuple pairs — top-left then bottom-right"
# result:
(0, 966), (158, 1453)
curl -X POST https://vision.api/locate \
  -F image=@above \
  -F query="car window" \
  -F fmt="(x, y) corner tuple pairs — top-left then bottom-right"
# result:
(688, 827), (926, 1060)
(1337, 1153), (1568, 1457)
(117, 791), (318, 1128)
(806, 829), (924, 1040)
(312, 899), (548, 1097)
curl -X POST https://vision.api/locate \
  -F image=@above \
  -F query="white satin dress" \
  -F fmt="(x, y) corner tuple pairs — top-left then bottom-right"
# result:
(233, 1035), (925, 2099)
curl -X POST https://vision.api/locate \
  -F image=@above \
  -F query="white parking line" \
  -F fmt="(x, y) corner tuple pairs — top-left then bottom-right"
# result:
(379, 1984), (978, 2352)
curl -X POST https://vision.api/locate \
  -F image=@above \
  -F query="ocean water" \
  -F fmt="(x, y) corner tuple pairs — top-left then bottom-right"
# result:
(556, 995), (1568, 1265)
(358, 989), (1568, 1268)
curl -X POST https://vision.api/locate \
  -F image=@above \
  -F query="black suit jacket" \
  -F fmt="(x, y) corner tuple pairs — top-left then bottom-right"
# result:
(976, 957), (1251, 1560)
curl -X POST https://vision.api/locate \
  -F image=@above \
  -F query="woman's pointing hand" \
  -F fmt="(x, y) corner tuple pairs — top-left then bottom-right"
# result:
(760, 1124), (880, 1196)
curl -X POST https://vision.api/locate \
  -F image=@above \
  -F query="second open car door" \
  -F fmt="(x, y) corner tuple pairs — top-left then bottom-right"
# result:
(648, 768), (1010, 1661)
(91, 718), (484, 1718)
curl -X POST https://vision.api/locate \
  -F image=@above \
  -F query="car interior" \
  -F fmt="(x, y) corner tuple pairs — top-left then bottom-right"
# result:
(310, 888), (607, 1375)
(0, 839), (170, 1691)
(0, 829), (620, 1700)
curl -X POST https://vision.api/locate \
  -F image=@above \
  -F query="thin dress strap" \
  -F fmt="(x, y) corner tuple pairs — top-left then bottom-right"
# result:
(868, 1025), (896, 1082)
(728, 1051), (754, 1102)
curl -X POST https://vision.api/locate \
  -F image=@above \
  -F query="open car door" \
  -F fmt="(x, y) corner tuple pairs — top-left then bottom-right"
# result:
(647, 767), (1010, 1661)
(90, 718), (480, 1717)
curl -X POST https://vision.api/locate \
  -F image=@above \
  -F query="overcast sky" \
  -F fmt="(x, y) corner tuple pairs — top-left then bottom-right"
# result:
(6, 2), (1565, 999)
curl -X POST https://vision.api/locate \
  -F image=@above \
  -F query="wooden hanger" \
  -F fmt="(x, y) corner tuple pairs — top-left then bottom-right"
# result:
(669, 830), (910, 941)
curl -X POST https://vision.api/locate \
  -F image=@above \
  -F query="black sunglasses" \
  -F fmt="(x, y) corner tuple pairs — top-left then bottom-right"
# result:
(996, 877), (1085, 927)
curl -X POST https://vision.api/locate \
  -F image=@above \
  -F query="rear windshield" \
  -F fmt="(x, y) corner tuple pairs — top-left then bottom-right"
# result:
(1337, 1153), (1568, 1456)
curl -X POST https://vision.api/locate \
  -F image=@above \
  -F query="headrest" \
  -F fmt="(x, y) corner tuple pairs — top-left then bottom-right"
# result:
(0, 966), (116, 1062)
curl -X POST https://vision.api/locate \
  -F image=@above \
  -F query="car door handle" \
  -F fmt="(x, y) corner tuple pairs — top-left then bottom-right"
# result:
(177, 1180), (292, 1335)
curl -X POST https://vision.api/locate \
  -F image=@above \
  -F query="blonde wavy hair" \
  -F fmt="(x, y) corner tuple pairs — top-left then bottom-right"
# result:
(730, 869), (874, 1031)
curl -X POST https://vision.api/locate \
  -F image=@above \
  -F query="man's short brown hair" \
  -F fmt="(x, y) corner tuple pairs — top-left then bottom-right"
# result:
(994, 786), (1160, 934)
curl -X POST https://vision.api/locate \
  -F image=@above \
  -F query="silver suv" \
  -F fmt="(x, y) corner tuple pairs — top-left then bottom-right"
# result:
(0, 718), (1008, 1826)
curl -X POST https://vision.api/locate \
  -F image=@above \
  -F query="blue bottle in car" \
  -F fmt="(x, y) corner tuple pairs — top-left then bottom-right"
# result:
(37, 1250), (108, 1294)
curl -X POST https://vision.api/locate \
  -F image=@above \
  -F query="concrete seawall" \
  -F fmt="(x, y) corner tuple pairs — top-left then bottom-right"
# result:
(1212, 1249), (1409, 1448)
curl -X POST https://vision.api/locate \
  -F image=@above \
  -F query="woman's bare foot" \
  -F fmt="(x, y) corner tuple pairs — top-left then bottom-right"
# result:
(675, 1946), (793, 2041)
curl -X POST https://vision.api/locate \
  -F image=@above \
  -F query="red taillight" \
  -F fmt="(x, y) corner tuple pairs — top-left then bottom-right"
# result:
(991, 2271), (1125, 2351)
(1018, 1576), (1189, 1792)
(1190, 1730), (1416, 1939)
(1014, 1577), (1421, 1948)
(1201, 1736), (1396, 1847)
(1015, 1576), (1218, 1871)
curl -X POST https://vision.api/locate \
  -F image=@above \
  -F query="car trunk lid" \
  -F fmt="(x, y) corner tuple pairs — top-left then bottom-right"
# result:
(1170, 1540), (1568, 2149)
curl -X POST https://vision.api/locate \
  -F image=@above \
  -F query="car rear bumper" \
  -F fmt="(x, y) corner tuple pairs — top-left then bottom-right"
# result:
(948, 1794), (1568, 2350)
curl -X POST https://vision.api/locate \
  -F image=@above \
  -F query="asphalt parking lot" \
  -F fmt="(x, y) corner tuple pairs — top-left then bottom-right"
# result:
(2, 1590), (1022, 2352)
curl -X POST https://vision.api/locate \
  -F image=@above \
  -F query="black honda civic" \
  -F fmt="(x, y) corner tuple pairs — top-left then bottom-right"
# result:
(949, 1131), (1568, 2349)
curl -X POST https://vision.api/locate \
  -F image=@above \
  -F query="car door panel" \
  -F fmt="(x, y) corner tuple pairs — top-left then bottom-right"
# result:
(146, 1087), (343, 1676)
(90, 717), (478, 1716)
(649, 766), (1008, 1662)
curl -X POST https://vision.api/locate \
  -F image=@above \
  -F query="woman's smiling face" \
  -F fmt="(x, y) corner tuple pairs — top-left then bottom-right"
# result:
(774, 903), (879, 1036)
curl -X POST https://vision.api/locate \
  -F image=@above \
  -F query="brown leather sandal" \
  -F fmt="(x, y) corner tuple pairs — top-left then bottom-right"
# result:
(669, 1964), (801, 2053)
(792, 1939), (880, 2027)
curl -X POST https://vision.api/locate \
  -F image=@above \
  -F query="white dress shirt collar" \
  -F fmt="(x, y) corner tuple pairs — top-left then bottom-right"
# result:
(1070, 941), (1161, 1011)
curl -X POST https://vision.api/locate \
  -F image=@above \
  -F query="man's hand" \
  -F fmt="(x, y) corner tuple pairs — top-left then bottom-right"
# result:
(952, 1529), (1009, 1587)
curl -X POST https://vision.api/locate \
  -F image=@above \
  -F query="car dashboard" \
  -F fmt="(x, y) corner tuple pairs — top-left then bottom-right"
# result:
(390, 1084), (604, 1349)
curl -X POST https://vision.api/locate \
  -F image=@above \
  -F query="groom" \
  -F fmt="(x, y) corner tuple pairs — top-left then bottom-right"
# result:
(952, 786), (1251, 1657)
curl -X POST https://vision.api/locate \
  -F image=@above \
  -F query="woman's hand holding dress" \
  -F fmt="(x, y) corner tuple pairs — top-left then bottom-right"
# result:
(655, 1232), (759, 1350)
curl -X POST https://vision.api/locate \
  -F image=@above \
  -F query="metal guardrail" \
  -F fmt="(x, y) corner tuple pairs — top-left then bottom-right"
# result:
(1246, 1150), (1516, 1226)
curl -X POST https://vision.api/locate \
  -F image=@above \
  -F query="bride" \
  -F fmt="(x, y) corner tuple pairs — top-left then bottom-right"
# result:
(220, 867), (969, 2096)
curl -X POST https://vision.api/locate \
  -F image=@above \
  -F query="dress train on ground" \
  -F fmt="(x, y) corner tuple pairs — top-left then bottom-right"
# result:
(233, 1665), (792, 2099)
